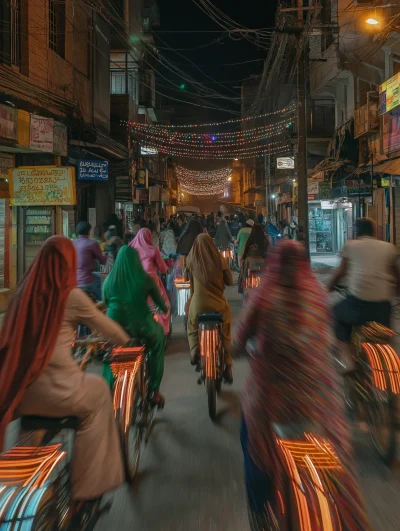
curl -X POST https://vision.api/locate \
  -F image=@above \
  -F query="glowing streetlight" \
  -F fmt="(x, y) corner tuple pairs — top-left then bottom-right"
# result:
(366, 17), (379, 25)
(234, 158), (238, 161)
(228, 176), (232, 181)
(271, 194), (276, 199)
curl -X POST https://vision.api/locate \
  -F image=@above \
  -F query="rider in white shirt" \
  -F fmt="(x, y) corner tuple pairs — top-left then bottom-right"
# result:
(327, 218), (399, 372)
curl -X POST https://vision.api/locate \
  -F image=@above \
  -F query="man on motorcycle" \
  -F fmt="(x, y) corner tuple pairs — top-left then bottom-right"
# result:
(327, 218), (399, 372)
(73, 221), (107, 301)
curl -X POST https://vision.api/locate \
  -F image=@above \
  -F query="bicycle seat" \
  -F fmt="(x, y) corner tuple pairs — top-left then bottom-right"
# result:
(272, 421), (324, 440)
(20, 416), (79, 431)
(198, 313), (224, 324)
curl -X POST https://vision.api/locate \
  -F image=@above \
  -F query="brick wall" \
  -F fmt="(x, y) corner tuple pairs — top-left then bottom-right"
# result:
(5, 0), (92, 122)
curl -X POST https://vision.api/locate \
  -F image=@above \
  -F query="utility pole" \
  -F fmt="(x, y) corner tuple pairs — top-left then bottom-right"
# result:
(264, 151), (271, 217)
(296, 32), (309, 256)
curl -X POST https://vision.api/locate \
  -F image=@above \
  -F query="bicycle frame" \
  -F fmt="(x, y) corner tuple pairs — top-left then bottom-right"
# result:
(199, 323), (222, 380)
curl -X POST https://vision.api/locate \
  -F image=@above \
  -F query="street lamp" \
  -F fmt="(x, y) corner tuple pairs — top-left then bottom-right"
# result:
(228, 176), (232, 181)
(271, 194), (276, 199)
(366, 16), (379, 25)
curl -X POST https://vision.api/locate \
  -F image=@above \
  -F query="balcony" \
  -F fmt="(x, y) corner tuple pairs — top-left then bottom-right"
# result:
(354, 95), (379, 139)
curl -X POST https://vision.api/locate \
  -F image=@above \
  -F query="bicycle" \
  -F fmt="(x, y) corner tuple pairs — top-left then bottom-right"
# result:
(174, 277), (191, 332)
(247, 422), (352, 530)
(0, 346), (110, 530)
(333, 286), (400, 465)
(197, 313), (225, 421)
(73, 336), (158, 482)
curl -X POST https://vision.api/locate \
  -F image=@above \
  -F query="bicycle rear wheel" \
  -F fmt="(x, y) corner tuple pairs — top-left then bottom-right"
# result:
(120, 385), (141, 483)
(207, 377), (217, 420)
(361, 344), (396, 465)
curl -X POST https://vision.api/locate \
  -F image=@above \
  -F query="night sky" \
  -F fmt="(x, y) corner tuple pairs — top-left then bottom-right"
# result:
(155, 0), (278, 123)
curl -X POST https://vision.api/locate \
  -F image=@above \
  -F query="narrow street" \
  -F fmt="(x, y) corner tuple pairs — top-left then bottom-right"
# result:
(95, 279), (400, 531)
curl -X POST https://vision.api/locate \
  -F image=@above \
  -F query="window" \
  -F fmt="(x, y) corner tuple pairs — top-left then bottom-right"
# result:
(10, 0), (21, 67)
(110, 52), (138, 102)
(48, 0), (65, 58)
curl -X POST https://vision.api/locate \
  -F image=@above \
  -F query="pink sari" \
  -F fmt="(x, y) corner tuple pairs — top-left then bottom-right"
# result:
(130, 228), (170, 335)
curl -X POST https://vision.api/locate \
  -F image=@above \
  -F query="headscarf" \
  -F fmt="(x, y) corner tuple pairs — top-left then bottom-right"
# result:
(103, 246), (148, 305)
(186, 234), (226, 295)
(161, 228), (177, 258)
(0, 236), (77, 447)
(130, 228), (155, 261)
(176, 218), (203, 256)
(242, 224), (268, 261)
(238, 239), (370, 529)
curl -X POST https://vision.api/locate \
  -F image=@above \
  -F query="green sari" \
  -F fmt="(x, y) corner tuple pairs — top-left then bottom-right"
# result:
(102, 246), (167, 391)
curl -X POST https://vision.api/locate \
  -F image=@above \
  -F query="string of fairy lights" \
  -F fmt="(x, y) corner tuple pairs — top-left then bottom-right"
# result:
(126, 104), (296, 194)
(124, 103), (296, 160)
(176, 166), (232, 196)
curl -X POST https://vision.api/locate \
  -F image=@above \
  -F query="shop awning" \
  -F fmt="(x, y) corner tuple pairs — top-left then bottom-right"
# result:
(373, 158), (400, 176)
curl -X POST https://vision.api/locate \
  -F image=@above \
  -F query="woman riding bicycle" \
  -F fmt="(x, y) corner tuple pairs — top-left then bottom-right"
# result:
(103, 246), (168, 408)
(240, 223), (268, 297)
(130, 228), (170, 336)
(235, 241), (370, 529)
(0, 236), (129, 515)
(185, 234), (233, 383)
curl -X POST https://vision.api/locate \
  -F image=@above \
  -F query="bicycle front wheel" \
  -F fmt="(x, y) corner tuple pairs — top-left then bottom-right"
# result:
(207, 377), (217, 420)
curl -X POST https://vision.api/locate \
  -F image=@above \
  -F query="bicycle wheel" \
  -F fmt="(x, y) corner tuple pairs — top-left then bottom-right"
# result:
(361, 345), (396, 465)
(207, 377), (217, 420)
(120, 384), (141, 483)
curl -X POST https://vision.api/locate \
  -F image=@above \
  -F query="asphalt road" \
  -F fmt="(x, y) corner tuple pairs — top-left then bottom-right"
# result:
(95, 280), (400, 531)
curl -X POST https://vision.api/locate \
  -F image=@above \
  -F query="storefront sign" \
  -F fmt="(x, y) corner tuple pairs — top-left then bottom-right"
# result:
(9, 166), (76, 206)
(0, 104), (17, 142)
(347, 179), (371, 196)
(53, 122), (68, 156)
(161, 189), (170, 203)
(30, 115), (54, 152)
(78, 160), (109, 181)
(380, 73), (400, 114)
(136, 168), (147, 189)
(149, 186), (160, 202)
(381, 177), (391, 187)
(307, 181), (319, 195)
(382, 110), (400, 154)
(141, 146), (158, 155)
(318, 182), (332, 200)
(278, 192), (292, 204)
(277, 157), (295, 169)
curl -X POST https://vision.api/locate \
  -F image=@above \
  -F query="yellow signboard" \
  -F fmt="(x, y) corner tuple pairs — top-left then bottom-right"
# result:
(8, 166), (76, 206)
(380, 72), (400, 114)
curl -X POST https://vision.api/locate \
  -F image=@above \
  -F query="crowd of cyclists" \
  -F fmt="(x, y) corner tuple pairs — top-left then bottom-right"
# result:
(0, 207), (399, 528)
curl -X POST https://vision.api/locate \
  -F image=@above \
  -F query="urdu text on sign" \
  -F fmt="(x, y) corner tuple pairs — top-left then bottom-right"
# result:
(78, 160), (109, 181)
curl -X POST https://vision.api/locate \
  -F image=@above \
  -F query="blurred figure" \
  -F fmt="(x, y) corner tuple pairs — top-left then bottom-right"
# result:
(130, 228), (170, 336)
(103, 246), (167, 407)
(214, 214), (233, 248)
(236, 241), (370, 529)
(176, 217), (203, 259)
(1, 237), (129, 506)
(185, 234), (233, 383)
(104, 225), (123, 260)
(74, 221), (106, 301)
(236, 219), (254, 265)
(229, 215), (241, 239)
(161, 222), (177, 259)
(93, 225), (105, 250)
(240, 224), (268, 297)
(328, 218), (399, 373)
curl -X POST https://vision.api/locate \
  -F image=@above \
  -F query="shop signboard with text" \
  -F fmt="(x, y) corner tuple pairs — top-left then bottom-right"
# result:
(9, 166), (76, 206)
(78, 160), (109, 181)
(30, 115), (54, 152)
(380, 73), (400, 114)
